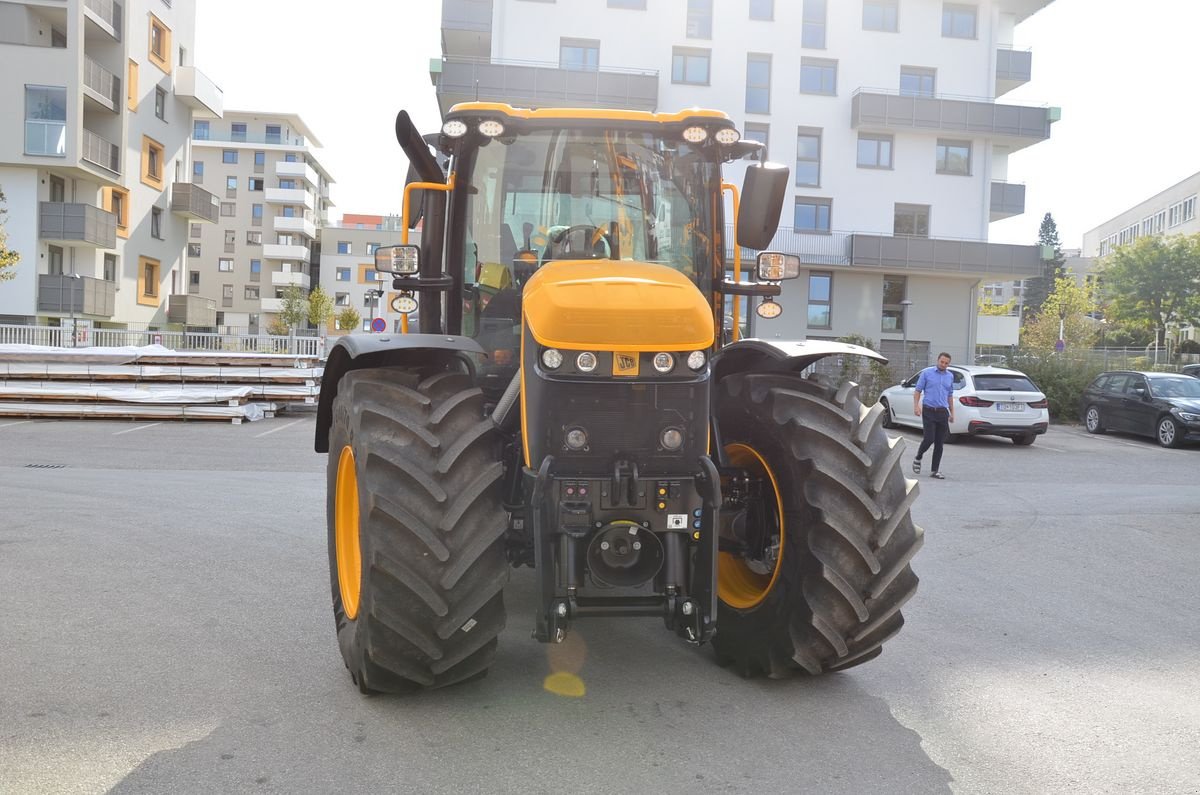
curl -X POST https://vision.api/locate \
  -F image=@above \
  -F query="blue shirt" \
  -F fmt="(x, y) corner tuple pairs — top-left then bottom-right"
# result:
(915, 366), (954, 409)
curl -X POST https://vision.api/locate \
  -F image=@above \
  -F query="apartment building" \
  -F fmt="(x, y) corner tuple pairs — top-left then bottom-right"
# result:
(187, 111), (334, 333)
(435, 0), (1057, 365)
(319, 213), (421, 335)
(0, 0), (223, 331)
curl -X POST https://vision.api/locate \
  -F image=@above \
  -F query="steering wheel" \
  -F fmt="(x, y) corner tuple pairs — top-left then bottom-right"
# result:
(549, 224), (613, 259)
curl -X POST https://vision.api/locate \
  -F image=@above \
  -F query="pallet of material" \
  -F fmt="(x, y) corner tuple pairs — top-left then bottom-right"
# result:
(0, 344), (319, 369)
(0, 401), (270, 423)
(0, 384), (257, 405)
(0, 362), (322, 384)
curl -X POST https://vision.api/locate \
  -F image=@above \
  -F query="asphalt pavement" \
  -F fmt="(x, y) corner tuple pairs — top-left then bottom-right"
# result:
(1, 416), (1197, 794)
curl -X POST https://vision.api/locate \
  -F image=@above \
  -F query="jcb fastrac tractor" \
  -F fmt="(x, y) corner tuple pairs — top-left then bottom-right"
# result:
(315, 103), (922, 693)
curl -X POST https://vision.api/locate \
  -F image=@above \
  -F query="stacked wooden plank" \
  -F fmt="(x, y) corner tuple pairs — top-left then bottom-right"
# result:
(0, 344), (323, 424)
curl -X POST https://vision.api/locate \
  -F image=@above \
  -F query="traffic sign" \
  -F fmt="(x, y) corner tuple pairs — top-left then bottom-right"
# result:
(371, 317), (387, 333)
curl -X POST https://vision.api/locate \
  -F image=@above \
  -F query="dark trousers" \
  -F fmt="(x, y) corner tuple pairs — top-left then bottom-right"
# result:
(916, 406), (950, 471)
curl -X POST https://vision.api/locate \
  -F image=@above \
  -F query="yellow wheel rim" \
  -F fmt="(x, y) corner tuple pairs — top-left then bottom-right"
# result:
(334, 444), (362, 620)
(717, 443), (785, 610)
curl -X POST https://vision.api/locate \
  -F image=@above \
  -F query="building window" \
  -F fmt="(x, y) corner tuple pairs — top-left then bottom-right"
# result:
(138, 257), (161, 305)
(148, 14), (171, 73)
(245, 285), (260, 300)
(153, 86), (167, 120)
(222, 149), (238, 164)
(188, 271), (200, 293)
(881, 275), (908, 331)
(254, 151), (266, 167)
(808, 272), (832, 329)
(278, 179), (296, 190)
(802, 0), (827, 48)
(266, 125), (282, 144)
(104, 187), (130, 236)
(336, 268), (351, 281)
(672, 48), (711, 85)
(188, 243), (201, 257)
(48, 245), (64, 275)
(334, 292), (350, 307)
(687, 0), (712, 38)
(127, 60), (138, 111)
(900, 66), (936, 97)
(1142, 210), (1166, 236)
(863, 0), (899, 31)
(796, 128), (821, 187)
(281, 206), (296, 218)
(744, 122), (769, 157)
(560, 38), (600, 71)
(942, 3), (977, 39)
(24, 85), (67, 157)
(936, 139), (971, 175)
(250, 259), (261, 274)
(1168, 196), (1197, 227)
(608, 0), (645, 7)
(366, 243), (381, 255)
(246, 231), (262, 245)
(193, 119), (209, 140)
(151, 206), (163, 239)
(857, 133), (893, 168)
(231, 122), (247, 142)
(141, 136), (164, 188)
(226, 175), (238, 196)
(220, 202), (236, 217)
(190, 223), (201, 239)
(746, 54), (771, 114)
(894, 203), (930, 237)
(337, 241), (351, 254)
(794, 198), (832, 233)
(750, 0), (773, 20)
(222, 284), (234, 307)
(800, 57), (837, 95)
(193, 161), (204, 180)
(249, 177), (264, 191)
(218, 258), (234, 272)
(103, 253), (117, 282)
(252, 204), (263, 222)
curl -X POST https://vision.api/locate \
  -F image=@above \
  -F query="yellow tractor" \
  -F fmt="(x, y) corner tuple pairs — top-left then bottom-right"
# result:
(315, 103), (922, 692)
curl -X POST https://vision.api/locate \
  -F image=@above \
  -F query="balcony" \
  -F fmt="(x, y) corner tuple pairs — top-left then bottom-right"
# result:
(260, 297), (284, 313)
(434, 56), (659, 116)
(168, 294), (218, 326)
(442, 0), (492, 58)
(850, 88), (1055, 152)
(265, 188), (315, 210)
(263, 243), (311, 260)
(170, 182), (220, 223)
(83, 0), (122, 40)
(271, 271), (311, 289)
(83, 57), (121, 113)
(273, 215), (317, 239)
(990, 181), (1026, 222)
(275, 160), (318, 187)
(38, 202), (117, 248)
(81, 128), (120, 175)
(849, 234), (1042, 278)
(995, 47), (1032, 97)
(174, 66), (224, 118)
(37, 274), (116, 316)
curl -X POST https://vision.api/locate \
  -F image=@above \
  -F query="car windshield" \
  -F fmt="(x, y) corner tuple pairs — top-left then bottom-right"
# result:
(973, 374), (1039, 391)
(1149, 377), (1200, 398)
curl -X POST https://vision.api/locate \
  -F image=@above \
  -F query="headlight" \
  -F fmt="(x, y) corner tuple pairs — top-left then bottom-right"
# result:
(714, 128), (740, 145)
(565, 427), (588, 450)
(653, 352), (675, 373)
(1179, 411), (1200, 422)
(687, 350), (706, 371)
(442, 120), (468, 138)
(682, 126), (708, 143)
(478, 120), (505, 137)
(541, 348), (563, 369)
(660, 427), (684, 451)
(576, 352), (598, 372)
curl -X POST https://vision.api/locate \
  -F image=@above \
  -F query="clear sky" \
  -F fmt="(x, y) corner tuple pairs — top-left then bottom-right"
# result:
(195, 0), (1199, 251)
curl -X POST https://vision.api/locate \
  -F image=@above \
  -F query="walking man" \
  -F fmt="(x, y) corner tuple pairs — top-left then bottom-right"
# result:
(912, 352), (955, 479)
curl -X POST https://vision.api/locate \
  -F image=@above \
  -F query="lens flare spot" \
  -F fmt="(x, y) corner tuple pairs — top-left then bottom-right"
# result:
(543, 671), (586, 698)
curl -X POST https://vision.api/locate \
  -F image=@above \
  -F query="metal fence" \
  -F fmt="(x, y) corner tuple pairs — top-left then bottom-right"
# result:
(0, 324), (325, 358)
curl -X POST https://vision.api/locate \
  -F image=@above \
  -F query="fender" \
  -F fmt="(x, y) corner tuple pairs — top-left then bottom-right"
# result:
(711, 338), (886, 383)
(314, 333), (486, 452)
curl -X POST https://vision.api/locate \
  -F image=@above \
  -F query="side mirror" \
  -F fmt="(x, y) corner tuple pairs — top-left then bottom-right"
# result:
(737, 162), (789, 250)
(375, 244), (419, 275)
(756, 252), (800, 281)
(404, 162), (425, 229)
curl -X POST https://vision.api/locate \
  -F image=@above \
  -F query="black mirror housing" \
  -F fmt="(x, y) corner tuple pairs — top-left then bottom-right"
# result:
(737, 162), (789, 250)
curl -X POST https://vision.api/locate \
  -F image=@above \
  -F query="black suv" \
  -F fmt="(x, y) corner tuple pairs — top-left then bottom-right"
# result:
(1080, 371), (1200, 448)
(1183, 363), (1200, 378)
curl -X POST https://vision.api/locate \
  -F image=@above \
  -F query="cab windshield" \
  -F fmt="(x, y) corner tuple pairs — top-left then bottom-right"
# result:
(456, 129), (720, 336)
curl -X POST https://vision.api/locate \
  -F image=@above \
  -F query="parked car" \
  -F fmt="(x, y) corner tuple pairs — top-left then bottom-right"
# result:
(1079, 370), (1200, 448)
(878, 364), (1050, 445)
(1182, 363), (1200, 378)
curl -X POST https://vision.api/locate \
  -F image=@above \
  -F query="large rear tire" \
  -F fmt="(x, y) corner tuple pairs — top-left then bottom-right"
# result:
(327, 368), (509, 693)
(712, 372), (923, 677)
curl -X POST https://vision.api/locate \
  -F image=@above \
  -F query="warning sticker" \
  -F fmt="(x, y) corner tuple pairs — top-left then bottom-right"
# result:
(667, 514), (688, 529)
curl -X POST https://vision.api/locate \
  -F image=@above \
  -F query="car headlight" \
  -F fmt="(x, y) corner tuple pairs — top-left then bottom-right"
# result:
(1178, 411), (1200, 423)
(653, 352), (675, 373)
(541, 348), (563, 369)
(686, 350), (706, 371)
(576, 352), (598, 373)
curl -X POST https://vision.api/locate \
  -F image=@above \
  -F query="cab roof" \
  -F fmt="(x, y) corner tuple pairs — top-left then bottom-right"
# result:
(445, 102), (733, 128)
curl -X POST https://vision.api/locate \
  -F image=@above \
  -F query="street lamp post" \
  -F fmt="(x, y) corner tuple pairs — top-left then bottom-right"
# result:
(66, 272), (81, 349)
(900, 298), (914, 373)
(366, 289), (383, 331)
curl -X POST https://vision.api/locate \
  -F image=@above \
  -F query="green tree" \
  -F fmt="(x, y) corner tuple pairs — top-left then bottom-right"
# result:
(278, 284), (308, 332)
(1099, 233), (1200, 336)
(307, 285), (334, 334)
(978, 296), (1017, 316)
(0, 187), (20, 283)
(1021, 275), (1099, 352)
(336, 306), (361, 333)
(1022, 212), (1066, 320)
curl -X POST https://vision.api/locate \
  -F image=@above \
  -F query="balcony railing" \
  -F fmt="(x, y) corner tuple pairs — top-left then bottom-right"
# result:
(851, 87), (1054, 150)
(83, 56), (121, 111)
(990, 181), (1026, 222)
(442, 0), (492, 32)
(167, 294), (218, 326)
(995, 46), (1033, 96)
(170, 182), (220, 223)
(174, 66), (224, 118)
(196, 131), (307, 146)
(37, 274), (116, 316)
(436, 56), (659, 115)
(83, 0), (122, 38)
(38, 202), (117, 248)
(82, 128), (120, 174)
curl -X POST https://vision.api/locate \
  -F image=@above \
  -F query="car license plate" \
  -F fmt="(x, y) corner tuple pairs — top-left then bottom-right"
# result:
(996, 402), (1023, 412)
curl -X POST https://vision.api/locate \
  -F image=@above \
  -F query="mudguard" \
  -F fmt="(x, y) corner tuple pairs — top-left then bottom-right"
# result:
(314, 333), (486, 452)
(711, 338), (886, 383)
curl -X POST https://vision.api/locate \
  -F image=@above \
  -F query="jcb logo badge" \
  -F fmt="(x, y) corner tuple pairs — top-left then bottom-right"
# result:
(613, 352), (639, 376)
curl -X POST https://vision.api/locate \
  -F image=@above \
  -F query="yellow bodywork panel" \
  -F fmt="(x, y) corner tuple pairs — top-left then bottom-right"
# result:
(522, 260), (715, 351)
(448, 102), (731, 126)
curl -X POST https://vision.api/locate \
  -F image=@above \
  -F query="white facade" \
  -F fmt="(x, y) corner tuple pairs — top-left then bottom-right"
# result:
(318, 219), (419, 336)
(0, 0), (221, 328)
(437, 0), (1057, 366)
(1082, 171), (1200, 258)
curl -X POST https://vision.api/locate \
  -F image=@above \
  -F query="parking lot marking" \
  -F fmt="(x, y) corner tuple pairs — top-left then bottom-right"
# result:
(113, 422), (163, 436)
(1037, 443), (1066, 452)
(254, 418), (305, 438)
(0, 420), (34, 429)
